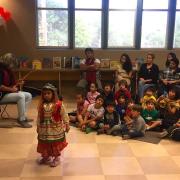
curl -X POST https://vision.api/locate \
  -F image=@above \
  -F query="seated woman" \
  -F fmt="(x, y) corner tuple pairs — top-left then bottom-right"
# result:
(0, 59), (32, 128)
(138, 53), (159, 99)
(115, 53), (132, 92)
(165, 52), (177, 69)
(159, 57), (180, 95)
(77, 48), (102, 90)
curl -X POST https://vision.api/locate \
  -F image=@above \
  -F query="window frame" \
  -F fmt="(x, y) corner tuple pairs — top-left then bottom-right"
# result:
(74, 5), (103, 48)
(36, 0), (70, 49)
(35, 0), (179, 50)
(173, 0), (180, 49)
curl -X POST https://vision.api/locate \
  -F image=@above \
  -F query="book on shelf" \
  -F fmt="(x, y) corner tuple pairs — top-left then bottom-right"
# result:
(109, 60), (121, 69)
(100, 59), (110, 68)
(32, 59), (42, 70)
(63, 57), (72, 68)
(43, 57), (52, 69)
(72, 56), (81, 69)
(18, 56), (29, 68)
(53, 57), (61, 69)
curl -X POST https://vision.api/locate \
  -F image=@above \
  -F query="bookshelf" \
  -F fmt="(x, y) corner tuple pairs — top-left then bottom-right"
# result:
(14, 68), (115, 94)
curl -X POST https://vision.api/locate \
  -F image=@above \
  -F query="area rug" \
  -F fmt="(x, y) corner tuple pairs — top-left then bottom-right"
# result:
(132, 131), (162, 144)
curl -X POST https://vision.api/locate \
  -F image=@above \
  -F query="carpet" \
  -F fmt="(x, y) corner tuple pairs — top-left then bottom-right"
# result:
(132, 131), (162, 144)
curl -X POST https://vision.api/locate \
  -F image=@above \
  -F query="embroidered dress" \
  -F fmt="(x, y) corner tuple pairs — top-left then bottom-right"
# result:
(37, 101), (68, 157)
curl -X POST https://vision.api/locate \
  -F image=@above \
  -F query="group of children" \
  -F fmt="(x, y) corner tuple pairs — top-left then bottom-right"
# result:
(69, 80), (180, 140)
(35, 80), (179, 167)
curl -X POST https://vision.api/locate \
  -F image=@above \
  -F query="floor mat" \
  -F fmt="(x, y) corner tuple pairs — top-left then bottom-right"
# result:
(132, 131), (162, 144)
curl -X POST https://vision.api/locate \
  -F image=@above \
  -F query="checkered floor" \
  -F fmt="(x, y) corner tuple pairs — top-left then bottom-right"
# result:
(0, 94), (180, 180)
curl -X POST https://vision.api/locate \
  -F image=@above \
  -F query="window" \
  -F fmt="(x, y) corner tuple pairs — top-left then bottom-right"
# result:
(37, 0), (68, 47)
(75, 0), (102, 48)
(108, 0), (137, 47)
(36, 0), (180, 49)
(174, 0), (180, 48)
(141, 0), (168, 48)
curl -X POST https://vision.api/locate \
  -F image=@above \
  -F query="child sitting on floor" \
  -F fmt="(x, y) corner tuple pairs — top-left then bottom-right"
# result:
(97, 101), (121, 136)
(159, 102), (180, 139)
(101, 83), (114, 107)
(157, 87), (179, 119)
(69, 92), (89, 126)
(141, 99), (161, 131)
(81, 95), (105, 133)
(141, 87), (157, 109)
(86, 82), (100, 104)
(121, 105), (146, 140)
(125, 99), (135, 117)
(124, 99), (135, 130)
(116, 94), (128, 123)
(114, 79), (131, 105)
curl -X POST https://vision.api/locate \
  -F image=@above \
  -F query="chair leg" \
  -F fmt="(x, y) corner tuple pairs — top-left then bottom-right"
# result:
(1, 105), (10, 119)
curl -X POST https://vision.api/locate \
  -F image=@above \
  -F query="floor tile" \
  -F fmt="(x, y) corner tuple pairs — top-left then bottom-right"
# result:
(98, 143), (134, 157)
(26, 144), (39, 160)
(138, 157), (180, 174)
(0, 159), (25, 177)
(66, 130), (96, 144)
(162, 144), (180, 156)
(0, 144), (31, 159)
(95, 135), (125, 144)
(172, 156), (180, 168)
(20, 160), (63, 177)
(62, 158), (103, 176)
(128, 143), (169, 157)
(63, 175), (105, 180)
(105, 175), (147, 180)
(20, 177), (62, 180)
(146, 174), (180, 180)
(64, 144), (99, 158)
(0, 95), (179, 179)
(0, 178), (20, 180)
(100, 157), (143, 175)
(0, 133), (35, 144)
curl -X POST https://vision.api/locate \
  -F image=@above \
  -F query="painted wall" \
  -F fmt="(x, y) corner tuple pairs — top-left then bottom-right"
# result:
(0, 0), (180, 70)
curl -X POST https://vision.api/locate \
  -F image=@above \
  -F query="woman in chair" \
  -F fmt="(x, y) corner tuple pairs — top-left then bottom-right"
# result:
(115, 53), (132, 92)
(0, 54), (32, 128)
(138, 53), (159, 99)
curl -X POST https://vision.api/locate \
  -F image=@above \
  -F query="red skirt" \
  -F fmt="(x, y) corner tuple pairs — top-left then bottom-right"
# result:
(37, 140), (68, 157)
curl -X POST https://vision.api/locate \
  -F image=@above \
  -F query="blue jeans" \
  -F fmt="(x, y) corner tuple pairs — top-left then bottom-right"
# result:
(121, 124), (144, 138)
(138, 81), (155, 99)
(0, 91), (32, 121)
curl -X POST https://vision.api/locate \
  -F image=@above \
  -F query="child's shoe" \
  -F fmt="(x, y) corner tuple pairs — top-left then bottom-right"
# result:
(97, 129), (105, 135)
(159, 129), (168, 138)
(122, 134), (130, 140)
(38, 157), (51, 165)
(85, 127), (93, 134)
(111, 131), (119, 136)
(146, 124), (151, 131)
(50, 157), (60, 167)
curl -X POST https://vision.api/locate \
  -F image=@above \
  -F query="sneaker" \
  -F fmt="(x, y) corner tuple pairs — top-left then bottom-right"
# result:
(159, 130), (168, 138)
(37, 157), (51, 165)
(50, 157), (60, 167)
(122, 134), (130, 140)
(97, 129), (104, 135)
(17, 120), (32, 128)
(111, 131), (119, 136)
(85, 127), (93, 134)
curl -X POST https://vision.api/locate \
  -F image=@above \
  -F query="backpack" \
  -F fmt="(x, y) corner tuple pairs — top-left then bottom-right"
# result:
(170, 127), (180, 141)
